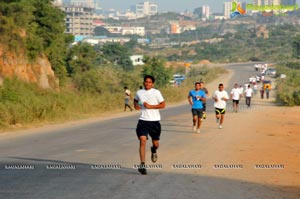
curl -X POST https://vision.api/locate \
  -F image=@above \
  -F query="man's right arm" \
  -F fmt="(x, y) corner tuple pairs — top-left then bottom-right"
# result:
(188, 92), (193, 105)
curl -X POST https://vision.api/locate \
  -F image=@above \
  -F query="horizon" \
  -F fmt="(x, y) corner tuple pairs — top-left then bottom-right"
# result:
(96, 0), (300, 13)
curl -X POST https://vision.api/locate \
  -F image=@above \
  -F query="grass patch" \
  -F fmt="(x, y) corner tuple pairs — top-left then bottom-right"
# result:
(0, 66), (226, 130)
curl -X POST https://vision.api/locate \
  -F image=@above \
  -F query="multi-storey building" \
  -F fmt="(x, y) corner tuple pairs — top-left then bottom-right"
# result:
(224, 2), (234, 18)
(70, 0), (94, 8)
(136, 1), (158, 17)
(252, 0), (281, 5)
(64, 5), (95, 36)
(202, 5), (210, 20)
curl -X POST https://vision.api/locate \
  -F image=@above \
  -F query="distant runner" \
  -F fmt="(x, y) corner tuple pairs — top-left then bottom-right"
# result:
(230, 83), (242, 113)
(188, 82), (207, 133)
(134, 75), (166, 175)
(244, 85), (253, 108)
(212, 83), (229, 129)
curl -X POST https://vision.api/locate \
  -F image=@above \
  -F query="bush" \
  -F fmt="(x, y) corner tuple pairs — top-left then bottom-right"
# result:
(276, 64), (300, 106)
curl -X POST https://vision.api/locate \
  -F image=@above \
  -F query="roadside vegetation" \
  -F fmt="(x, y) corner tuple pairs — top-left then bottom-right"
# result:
(275, 63), (300, 106)
(1, 0), (300, 130)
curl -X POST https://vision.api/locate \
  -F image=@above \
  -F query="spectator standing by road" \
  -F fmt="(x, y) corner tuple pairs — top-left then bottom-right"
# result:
(124, 87), (133, 111)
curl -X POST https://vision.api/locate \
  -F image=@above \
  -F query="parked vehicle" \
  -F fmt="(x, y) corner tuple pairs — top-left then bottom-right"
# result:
(266, 68), (276, 76)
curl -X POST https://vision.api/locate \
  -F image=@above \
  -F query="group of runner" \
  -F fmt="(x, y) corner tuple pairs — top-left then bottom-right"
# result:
(131, 75), (258, 175)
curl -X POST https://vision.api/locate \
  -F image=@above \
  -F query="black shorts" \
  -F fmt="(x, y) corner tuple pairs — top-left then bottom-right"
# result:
(192, 108), (203, 118)
(232, 100), (239, 104)
(215, 108), (226, 115)
(136, 120), (161, 140)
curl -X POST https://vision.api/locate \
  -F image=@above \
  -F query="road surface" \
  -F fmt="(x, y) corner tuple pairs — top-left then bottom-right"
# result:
(0, 62), (299, 199)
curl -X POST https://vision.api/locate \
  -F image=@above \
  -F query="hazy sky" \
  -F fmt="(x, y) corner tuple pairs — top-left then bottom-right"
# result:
(97, 0), (300, 13)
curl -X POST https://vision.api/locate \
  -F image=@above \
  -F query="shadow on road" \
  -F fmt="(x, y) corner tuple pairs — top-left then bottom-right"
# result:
(0, 157), (299, 199)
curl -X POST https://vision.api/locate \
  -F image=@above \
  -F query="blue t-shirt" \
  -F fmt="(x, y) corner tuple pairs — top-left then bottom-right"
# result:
(189, 89), (206, 109)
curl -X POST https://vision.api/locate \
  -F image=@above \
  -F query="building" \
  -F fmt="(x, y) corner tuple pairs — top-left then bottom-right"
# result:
(252, 0), (281, 6)
(53, 0), (63, 6)
(122, 27), (145, 36)
(202, 5), (210, 20)
(130, 55), (144, 66)
(70, 0), (94, 8)
(170, 22), (180, 34)
(224, 2), (234, 18)
(64, 5), (95, 36)
(136, 1), (158, 17)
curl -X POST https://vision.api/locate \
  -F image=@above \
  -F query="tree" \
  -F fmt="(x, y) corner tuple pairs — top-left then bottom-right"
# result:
(66, 43), (97, 75)
(0, 0), (73, 83)
(292, 35), (300, 59)
(94, 26), (111, 36)
(141, 57), (171, 88)
(101, 43), (133, 71)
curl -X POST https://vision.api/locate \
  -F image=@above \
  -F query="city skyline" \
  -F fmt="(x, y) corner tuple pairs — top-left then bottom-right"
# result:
(97, 0), (300, 13)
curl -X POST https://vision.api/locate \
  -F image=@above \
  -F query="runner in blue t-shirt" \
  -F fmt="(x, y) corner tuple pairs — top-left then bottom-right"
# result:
(188, 82), (207, 133)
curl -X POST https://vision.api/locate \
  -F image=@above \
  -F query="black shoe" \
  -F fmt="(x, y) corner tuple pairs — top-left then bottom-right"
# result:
(138, 164), (147, 175)
(151, 147), (157, 163)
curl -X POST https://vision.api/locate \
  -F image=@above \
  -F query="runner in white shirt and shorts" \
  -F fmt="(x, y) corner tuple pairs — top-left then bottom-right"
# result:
(230, 83), (242, 113)
(134, 75), (166, 175)
(212, 83), (229, 129)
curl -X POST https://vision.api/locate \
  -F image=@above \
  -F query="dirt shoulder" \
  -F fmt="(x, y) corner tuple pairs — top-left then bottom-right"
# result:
(158, 83), (300, 196)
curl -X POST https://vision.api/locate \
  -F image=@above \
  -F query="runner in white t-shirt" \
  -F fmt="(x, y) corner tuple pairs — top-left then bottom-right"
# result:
(212, 83), (229, 129)
(230, 83), (242, 113)
(244, 85), (253, 108)
(134, 75), (165, 175)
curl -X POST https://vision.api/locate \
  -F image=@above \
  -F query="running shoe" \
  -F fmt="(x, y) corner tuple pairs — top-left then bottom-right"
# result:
(219, 125), (222, 129)
(138, 164), (147, 175)
(196, 129), (201, 134)
(151, 147), (157, 163)
(193, 125), (197, 133)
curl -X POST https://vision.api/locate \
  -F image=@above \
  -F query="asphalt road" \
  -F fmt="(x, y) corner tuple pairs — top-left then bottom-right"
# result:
(0, 62), (283, 199)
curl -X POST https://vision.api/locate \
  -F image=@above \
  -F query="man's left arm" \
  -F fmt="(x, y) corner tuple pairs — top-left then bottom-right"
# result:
(143, 101), (165, 109)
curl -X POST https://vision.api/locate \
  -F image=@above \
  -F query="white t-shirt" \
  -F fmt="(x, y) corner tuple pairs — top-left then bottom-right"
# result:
(125, 89), (131, 99)
(212, 90), (229, 109)
(135, 88), (164, 121)
(244, 88), (253, 97)
(230, 88), (242, 100)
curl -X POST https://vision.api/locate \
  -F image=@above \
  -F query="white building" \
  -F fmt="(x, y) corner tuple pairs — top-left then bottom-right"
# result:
(105, 26), (145, 36)
(202, 5), (210, 20)
(130, 55), (144, 66)
(122, 27), (145, 36)
(252, 0), (281, 5)
(224, 2), (234, 19)
(136, 1), (158, 17)
(70, 0), (95, 8)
